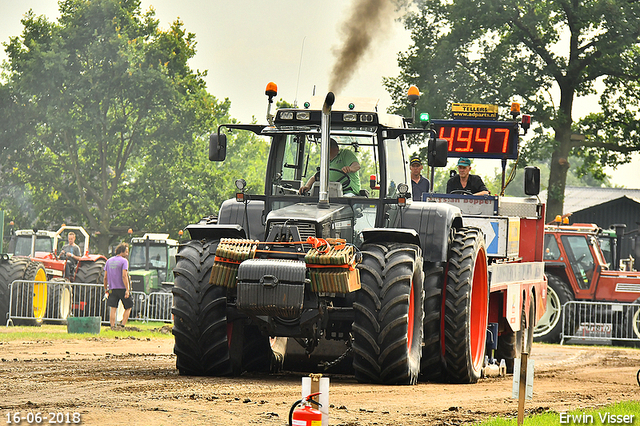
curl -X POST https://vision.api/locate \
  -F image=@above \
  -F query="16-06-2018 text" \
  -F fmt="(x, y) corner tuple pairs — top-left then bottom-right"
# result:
(5, 412), (82, 424)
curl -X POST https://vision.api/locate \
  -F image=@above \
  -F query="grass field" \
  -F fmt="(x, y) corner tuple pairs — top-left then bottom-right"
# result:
(477, 401), (640, 426)
(0, 321), (174, 341)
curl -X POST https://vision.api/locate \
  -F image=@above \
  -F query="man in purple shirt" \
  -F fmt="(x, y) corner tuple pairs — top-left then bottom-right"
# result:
(103, 242), (133, 329)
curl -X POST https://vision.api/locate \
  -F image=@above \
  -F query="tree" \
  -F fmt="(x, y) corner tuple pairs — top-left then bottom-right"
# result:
(113, 127), (269, 235)
(386, 0), (640, 220)
(0, 0), (229, 253)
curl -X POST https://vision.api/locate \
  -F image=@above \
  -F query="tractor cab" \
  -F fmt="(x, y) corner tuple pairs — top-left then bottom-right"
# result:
(203, 85), (433, 249)
(129, 233), (178, 294)
(11, 229), (56, 258)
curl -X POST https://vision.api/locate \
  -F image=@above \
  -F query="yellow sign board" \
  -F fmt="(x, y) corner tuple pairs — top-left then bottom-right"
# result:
(508, 218), (521, 257)
(452, 103), (499, 119)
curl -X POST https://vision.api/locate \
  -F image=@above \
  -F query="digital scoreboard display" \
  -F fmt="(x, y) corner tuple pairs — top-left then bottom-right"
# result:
(431, 119), (519, 159)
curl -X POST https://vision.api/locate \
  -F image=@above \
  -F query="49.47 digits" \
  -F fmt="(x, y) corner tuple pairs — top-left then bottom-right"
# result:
(6, 412), (81, 424)
(438, 126), (511, 154)
(430, 118), (522, 159)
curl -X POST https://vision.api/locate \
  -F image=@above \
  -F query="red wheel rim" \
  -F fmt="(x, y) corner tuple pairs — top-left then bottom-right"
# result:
(469, 247), (488, 370)
(407, 278), (415, 350)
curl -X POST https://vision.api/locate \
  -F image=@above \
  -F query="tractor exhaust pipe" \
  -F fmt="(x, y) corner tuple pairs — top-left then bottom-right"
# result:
(612, 223), (627, 270)
(318, 92), (335, 209)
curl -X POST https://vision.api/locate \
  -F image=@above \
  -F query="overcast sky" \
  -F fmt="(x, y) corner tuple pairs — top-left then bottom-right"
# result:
(1, 0), (638, 188)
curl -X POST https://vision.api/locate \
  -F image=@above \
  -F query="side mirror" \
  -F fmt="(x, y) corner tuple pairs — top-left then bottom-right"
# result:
(428, 138), (448, 167)
(524, 166), (540, 195)
(209, 133), (227, 161)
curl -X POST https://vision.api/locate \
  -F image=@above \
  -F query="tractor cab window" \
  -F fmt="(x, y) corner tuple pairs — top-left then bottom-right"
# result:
(561, 235), (595, 290)
(597, 236), (613, 269)
(36, 237), (54, 253)
(130, 244), (169, 282)
(282, 134), (304, 181)
(332, 135), (375, 197)
(271, 134), (310, 196)
(149, 245), (168, 283)
(353, 202), (378, 246)
(543, 234), (561, 260)
(590, 236), (607, 270)
(284, 133), (378, 198)
(130, 245), (146, 269)
(149, 246), (168, 269)
(215, 127), (269, 196)
(13, 237), (31, 256)
(130, 245), (167, 268)
(302, 134), (321, 182)
(13, 236), (53, 256)
(384, 137), (408, 198)
(383, 136), (409, 227)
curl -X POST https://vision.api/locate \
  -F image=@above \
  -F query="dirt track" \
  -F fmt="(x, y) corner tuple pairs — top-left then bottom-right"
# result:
(0, 329), (639, 426)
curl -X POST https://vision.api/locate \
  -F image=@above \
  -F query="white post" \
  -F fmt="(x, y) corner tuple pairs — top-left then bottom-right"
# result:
(301, 376), (311, 399)
(319, 377), (329, 426)
(301, 374), (329, 426)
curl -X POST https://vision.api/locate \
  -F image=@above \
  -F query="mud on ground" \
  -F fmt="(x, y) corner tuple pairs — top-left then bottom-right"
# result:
(0, 329), (639, 426)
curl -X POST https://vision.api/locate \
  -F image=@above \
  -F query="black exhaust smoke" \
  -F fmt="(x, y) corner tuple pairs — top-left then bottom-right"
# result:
(328, 0), (398, 94)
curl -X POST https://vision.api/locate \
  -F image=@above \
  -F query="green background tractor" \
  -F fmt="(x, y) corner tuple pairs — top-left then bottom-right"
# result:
(128, 233), (177, 320)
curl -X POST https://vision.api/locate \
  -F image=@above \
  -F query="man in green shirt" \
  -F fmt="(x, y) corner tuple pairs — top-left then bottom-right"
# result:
(299, 138), (361, 195)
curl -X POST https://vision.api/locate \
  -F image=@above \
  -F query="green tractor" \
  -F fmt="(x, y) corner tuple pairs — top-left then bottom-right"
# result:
(128, 233), (177, 320)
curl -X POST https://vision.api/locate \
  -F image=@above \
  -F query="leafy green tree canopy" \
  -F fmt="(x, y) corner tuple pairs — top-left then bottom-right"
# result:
(386, 0), (640, 220)
(0, 0), (229, 253)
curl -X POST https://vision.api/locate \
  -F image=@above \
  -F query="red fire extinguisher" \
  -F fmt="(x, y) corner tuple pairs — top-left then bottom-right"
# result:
(289, 392), (322, 426)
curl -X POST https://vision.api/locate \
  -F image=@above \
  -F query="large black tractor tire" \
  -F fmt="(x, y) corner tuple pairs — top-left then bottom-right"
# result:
(0, 257), (31, 324)
(419, 262), (446, 382)
(443, 228), (489, 384)
(353, 242), (425, 385)
(232, 321), (273, 374)
(172, 239), (273, 376)
(74, 259), (106, 317)
(533, 274), (573, 343)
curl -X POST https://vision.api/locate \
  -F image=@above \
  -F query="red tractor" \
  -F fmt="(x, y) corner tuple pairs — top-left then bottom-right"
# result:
(3, 225), (106, 323)
(534, 220), (640, 343)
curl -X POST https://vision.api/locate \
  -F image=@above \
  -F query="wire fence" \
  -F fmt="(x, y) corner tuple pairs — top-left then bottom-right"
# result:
(561, 300), (640, 345)
(5, 279), (173, 326)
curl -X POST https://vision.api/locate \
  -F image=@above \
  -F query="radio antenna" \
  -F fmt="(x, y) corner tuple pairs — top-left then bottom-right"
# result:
(294, 36), (306, 108)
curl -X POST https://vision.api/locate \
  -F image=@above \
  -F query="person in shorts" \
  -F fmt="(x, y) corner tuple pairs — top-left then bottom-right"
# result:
(103, 242), (133, 329)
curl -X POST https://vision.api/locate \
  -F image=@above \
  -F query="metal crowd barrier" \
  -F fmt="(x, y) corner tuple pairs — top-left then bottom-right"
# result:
(145, 291), (174, 322)
(561, 300), (640, 345)
(5, 280), (173, 326)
